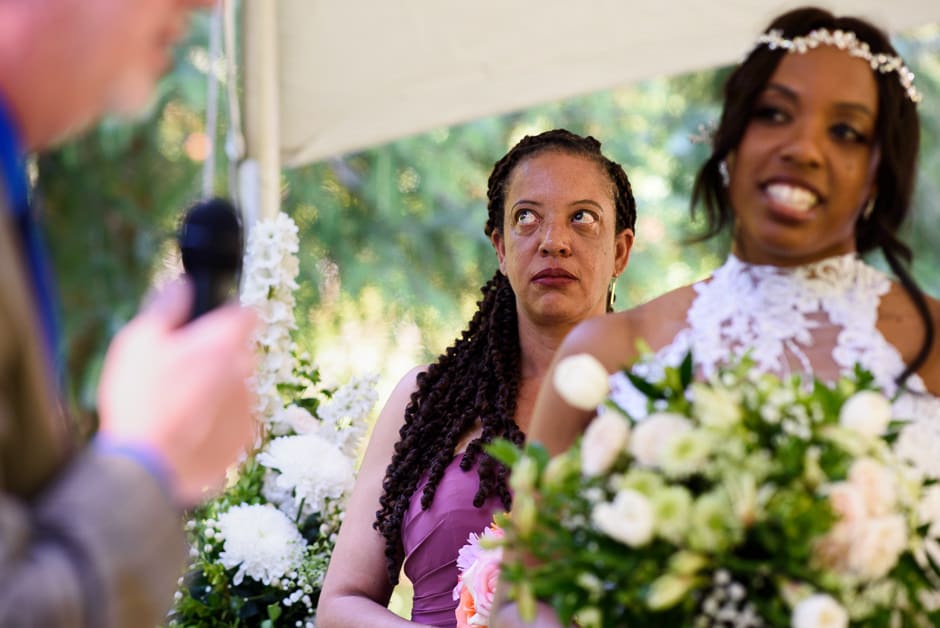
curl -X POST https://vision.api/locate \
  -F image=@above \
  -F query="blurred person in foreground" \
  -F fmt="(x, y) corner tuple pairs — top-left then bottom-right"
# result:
(0, 1), (258, 626)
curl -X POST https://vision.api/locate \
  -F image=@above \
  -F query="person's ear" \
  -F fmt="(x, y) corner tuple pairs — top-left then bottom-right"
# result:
(613, 228), (634, 276)
(491, 230), (507, 275)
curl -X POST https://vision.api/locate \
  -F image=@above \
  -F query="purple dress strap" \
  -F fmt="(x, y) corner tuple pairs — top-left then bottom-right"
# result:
(402, 454), (504, 627)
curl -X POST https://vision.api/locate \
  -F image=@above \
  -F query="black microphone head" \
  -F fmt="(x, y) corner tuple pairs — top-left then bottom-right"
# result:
(178, 197), (243, 320)
(179, 197), (243, 277)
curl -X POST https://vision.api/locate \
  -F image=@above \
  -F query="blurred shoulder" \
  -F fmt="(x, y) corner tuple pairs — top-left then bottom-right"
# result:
(879, 281), (940, 394)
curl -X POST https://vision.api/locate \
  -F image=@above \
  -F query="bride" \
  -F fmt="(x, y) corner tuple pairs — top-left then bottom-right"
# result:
(529, 5), (940, 460)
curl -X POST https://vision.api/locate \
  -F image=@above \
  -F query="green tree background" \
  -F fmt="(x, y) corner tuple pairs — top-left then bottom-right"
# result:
(37, 19), (940, 436)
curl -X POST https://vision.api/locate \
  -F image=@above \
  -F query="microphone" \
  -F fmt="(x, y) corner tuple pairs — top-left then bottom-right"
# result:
(178, 197), (243, 321)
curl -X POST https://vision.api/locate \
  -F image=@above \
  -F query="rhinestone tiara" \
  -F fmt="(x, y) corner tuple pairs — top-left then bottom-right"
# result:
(750, 28), (922, 104)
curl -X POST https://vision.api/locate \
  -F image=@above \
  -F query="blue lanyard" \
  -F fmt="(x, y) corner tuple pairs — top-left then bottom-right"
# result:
(0, 94), (63, 384)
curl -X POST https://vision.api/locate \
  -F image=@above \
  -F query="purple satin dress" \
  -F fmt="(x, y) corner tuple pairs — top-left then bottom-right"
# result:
(402, 455), (504, 627)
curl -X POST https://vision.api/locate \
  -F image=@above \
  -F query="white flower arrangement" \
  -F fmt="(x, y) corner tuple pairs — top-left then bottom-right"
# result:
(169, 213), (378, 627)
(489, 353), (940, 627)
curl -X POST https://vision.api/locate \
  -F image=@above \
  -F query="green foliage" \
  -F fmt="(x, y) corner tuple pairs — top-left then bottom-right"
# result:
(38, 24), (940, 435)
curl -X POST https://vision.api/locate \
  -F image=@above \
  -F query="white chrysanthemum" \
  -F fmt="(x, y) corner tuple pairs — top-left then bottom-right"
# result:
(258, 434), (355, 519)
(553, 354), (610, 411)
(792, 594), (848, 628)
(216, 504), (305, 586)
(581, 408), (630, 477)
(839, 390), (892, 439)
(591, 489), (654, 547)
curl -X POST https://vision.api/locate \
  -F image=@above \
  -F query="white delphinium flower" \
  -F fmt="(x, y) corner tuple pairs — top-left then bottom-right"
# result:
(580, 408), (630, 477)
(792, 593), (849, 628)
(630, 412), (693, 468)
(216, 504), (305, 586)
(241, 213), (301, 434)
(553, 354), (610, 411)
(259, 434), (355, 520)
(316, 373), (379, 456)
(839, 390), (892, 439)
(591, 489), (654, 547)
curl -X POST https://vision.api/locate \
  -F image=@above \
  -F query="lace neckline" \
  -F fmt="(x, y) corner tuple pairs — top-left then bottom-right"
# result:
(691, 253), (900, 388)
(649, 253), (913, 396)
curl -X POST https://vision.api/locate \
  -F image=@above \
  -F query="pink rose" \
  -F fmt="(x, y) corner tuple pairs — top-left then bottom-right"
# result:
(460, 554), (501, 624)
(454, 524), (504, 627)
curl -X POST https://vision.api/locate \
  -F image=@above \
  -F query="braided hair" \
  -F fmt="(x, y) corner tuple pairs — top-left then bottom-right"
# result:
(373, 129), (636, 583)
(690, 6), (932, 386)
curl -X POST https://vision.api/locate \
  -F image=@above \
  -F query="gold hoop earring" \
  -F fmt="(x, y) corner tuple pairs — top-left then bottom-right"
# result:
(606, 277), (618, 311)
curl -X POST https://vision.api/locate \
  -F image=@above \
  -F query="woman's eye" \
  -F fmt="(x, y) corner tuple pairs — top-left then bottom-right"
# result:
(831, 123), (869, 144)
(753, 105), (788, 124)
(572, 210), (598, 225)
(515, 209), (537, 225)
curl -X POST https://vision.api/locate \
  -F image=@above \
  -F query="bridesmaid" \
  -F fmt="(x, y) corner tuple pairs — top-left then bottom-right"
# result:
(317, 129), (637, 627)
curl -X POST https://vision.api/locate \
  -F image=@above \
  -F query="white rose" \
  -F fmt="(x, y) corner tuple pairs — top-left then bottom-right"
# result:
(792, 593), (848, 628)
(591, 489), (654, 547)
(581, 409), (630, 477)
(847, 515), (907, 581)
(848, 458), (896, 516)
(553, 354), (610, 411)
(691, 384), (741, 430)
(839, 390), (892, 439)
(630, 413), (693, 468)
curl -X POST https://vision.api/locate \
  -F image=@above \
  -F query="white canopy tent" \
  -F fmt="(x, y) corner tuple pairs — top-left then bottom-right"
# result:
(239, 0), (940, 220)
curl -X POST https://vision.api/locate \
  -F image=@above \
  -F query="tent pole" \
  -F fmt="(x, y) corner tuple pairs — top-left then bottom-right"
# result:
(242, 0), (280, 222)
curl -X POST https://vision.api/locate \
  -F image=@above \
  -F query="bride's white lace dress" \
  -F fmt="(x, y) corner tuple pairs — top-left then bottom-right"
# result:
(609, 252), (940, 477)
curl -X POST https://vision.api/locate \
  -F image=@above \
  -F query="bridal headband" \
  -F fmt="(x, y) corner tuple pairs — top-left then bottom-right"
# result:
(750, 28), (922, 104)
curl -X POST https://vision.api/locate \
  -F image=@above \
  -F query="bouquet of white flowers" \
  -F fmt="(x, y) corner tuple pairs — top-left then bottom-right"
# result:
(490, 352), (940, 627)
(168, 214), (378, 627)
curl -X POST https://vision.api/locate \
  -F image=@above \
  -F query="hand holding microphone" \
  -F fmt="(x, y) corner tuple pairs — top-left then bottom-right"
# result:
(98, 198), (258, 507)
